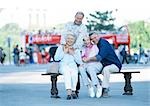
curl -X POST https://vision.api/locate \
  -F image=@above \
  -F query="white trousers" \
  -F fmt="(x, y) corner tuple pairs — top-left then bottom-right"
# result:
(102, 64), (119, 88)
(61, 65), (78, 91)
(79, 62), (103, 86)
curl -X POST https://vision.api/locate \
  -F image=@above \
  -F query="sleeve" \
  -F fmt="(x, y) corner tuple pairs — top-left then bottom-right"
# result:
(54, 45), (65, 61)
(73, 49), (83, 64)
(60, 22), (72, 45)
(74, 34), (84, 50)
(90, 45), (99, 57)
(81, 47), (86, 57)
(74, 25), (88, 50)
(95, 40), (110, 61)
(60, 23), (68, 45)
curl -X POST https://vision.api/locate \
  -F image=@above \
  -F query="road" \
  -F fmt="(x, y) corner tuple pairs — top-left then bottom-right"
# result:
(0, 63), (149, 83)
(0, 63), (149, 106)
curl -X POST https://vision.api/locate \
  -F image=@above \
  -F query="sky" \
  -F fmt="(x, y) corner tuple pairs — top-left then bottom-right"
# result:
(0, 0), (150, 29)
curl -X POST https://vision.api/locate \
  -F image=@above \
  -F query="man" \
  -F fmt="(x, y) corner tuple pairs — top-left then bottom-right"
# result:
(60, 11), (88, 97)
(61, 11), (88, 50)
(13, 45), (20, 66)
(0, 47), (2, 64)
(82, 32), (122, 97)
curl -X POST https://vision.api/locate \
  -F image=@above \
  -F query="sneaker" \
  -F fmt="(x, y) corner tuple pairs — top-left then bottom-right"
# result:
(72, 93), (77, 99)
(102, 88), (109, 98)
(96, 86), (102, 98)
(88, 87), (95, 98)
(75, 90), (79, 98)
(66, 95), (71, 100)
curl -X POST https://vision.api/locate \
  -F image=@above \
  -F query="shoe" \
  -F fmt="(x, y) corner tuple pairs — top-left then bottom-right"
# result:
(75, 90), (79, 98)
(96, 86), (102, 98)
(72, 93), (77, 99)
(88, 87), (95, 98)
(102, 88), (109, 98)
(66, 95), (71, 100)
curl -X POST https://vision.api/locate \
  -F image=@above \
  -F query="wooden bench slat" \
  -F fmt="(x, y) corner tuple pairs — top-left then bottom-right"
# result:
(113, 71), (140, 74)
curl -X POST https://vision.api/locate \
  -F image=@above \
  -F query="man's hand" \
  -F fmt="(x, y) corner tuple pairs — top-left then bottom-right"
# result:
(82, 57), (90, 63)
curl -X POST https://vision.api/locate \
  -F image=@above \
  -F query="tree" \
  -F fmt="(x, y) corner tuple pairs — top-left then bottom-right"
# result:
(128, 21), (150, 49)
(0, 23), (22, 47)
(86, 11), (116, 32)
(0, 23), (22, 62)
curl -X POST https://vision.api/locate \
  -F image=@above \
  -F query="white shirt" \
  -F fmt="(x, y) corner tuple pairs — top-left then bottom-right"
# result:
(81, 44), (99, 66)
(54, 45), (82, 73)
(61, 22), (88, 50)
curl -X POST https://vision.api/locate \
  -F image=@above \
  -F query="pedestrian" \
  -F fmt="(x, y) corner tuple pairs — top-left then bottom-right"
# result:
(120, 45), (129, 64)
(83, 32), (122, 97)
(0, 47), (6, 65)
(79, 36), (103, 98)
(139, 43), (146, 64)
(19, 47), (26, 65)
(13, 45), (20, 66)
(54, 33), (82, 100)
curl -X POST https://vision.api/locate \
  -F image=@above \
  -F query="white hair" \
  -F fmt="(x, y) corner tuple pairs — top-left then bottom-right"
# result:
(65, 32), (77, 42)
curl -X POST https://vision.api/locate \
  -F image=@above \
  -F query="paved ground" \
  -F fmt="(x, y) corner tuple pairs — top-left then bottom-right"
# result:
(0, 64), (150, 106)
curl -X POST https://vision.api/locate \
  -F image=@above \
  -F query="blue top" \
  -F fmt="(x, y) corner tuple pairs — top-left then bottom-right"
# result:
(95, 38), (122, 71)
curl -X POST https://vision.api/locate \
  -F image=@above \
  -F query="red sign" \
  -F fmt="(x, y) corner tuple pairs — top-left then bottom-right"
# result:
(25, 34), (61, 45)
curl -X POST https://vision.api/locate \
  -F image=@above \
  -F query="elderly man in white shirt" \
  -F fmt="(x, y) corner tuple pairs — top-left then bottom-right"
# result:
(61, 11), (88, 50)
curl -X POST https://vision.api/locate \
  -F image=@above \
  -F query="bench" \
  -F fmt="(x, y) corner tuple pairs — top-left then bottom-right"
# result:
(42, 47), (140, 98)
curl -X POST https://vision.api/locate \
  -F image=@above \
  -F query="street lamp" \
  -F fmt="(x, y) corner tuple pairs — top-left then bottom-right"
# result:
(7, 37), (11, 64)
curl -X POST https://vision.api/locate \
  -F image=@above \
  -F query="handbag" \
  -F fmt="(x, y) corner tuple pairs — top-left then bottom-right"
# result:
(47, 62), (59, 74)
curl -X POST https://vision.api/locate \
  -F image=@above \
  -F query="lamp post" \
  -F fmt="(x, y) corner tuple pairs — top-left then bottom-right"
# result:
(7, 37), (11, 64)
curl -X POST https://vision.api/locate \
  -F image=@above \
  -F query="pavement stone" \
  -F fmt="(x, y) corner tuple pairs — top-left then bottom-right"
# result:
(0, 64), (150, 106)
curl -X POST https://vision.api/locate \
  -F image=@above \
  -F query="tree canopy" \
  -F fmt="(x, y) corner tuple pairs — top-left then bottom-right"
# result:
(0, 23), (22, 48)
(86, 11), (150, 49)
(128, 21), (150, 49)
(86, 11), (116, 32)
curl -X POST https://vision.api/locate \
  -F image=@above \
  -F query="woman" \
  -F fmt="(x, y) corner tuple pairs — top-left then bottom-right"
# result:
(54, 33), (82, 100)
(79, 36), (103, 98)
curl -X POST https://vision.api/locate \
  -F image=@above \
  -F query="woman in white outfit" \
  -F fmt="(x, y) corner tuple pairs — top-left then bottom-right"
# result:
(54, 33), (82, 100)
(79, 36), (103, 98)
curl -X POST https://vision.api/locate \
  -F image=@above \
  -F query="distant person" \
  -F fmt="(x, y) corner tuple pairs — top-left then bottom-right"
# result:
(50, 27), (57, 35)
(54, 33), (82, 100)
(147, 50), (150, 63)
(120, 45), (129, 64)
(0, 47), (2, 64)
(83, 32), (122, 97)
(0, 47), (6, 65)
(29, 48), (34, 64)
(13, 45), (20, 66)
(41, 48), (46, 64)
(19, 47), (26, 65)
(139, 44), (145, 58)
(139, 44), (146, 64)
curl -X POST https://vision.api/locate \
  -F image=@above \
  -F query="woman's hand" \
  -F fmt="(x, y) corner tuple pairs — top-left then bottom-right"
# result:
(63, 45), (69, 53)
(68, 47), (75, 55)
